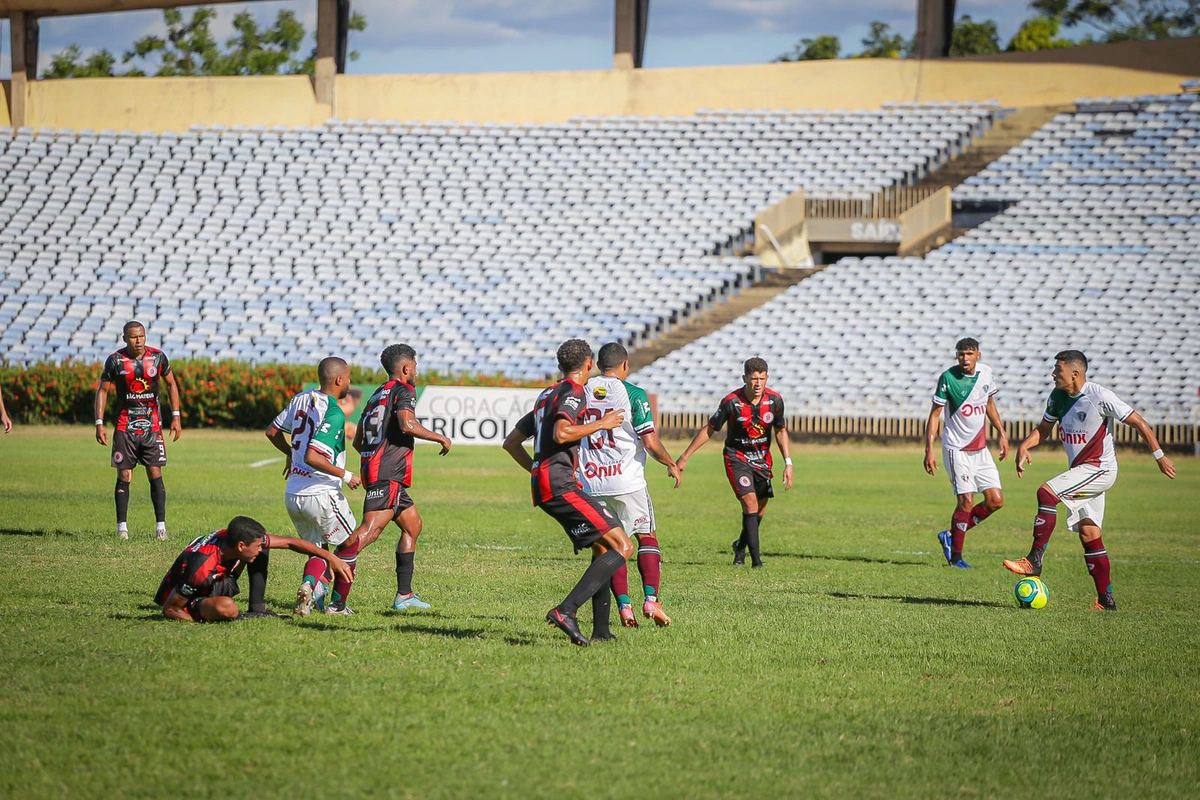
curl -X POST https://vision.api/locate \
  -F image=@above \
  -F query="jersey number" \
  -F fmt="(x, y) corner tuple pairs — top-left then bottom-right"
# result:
(583, 407), (616, 450)
(290, 409), (315, 450)
(361, 405), (387, 448)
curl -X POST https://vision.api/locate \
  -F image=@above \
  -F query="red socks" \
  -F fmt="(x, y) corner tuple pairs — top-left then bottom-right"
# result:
(1083, 536), (1112, 595)
(637, 536), (662, 598)
(1033, 486), (1058, 552)
(950, 510), (972, 560)
(969, 503), (993, 527)
(331, 538), (360, 605)
(302, 556), (327, 586)
(610, 562), (631, 606)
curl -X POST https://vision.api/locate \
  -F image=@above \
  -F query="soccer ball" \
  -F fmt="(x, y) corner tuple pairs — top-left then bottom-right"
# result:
(1014, 577), (1049, 609)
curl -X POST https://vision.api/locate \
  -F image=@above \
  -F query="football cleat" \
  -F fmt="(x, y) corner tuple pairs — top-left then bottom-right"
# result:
(732, 538), (746, 566)
(156, 527), (168, 541)
(937, 530), (953, 565)
(294, 582), (316, 616)
(949, 559), (972, 569)
(325, 602), (355, 616)
(393, 592), (432, 610)
(545, 608), (590, 647)
(118, 528), (129, 540)
(591, 631), (618, 642)
(1091, 591), (1117, 612)
(1002, 557), (1041, 577)
(243, 608), (280, 618)
(618, 603), (638, 627)
(642, 598), (672, 627)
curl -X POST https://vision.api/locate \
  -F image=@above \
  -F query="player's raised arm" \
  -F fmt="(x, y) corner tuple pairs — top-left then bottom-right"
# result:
(923, 403), (942, 476)
(1121, 411), (1176, 478)
(1016, 419), (1055, 477)
(397, 408), (452, 455)
(503, 412), (535, 472)
(985, 395), (1010, 462)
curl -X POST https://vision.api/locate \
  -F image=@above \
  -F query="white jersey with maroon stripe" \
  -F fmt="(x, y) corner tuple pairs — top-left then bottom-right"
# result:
(1042, 381), (1133, 471)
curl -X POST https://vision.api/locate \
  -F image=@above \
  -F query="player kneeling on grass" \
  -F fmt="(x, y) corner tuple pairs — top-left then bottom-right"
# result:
(923, 337), (1009, 568)
(264, 357), (361, 616)
(155, 516), (352, 622)
(503, 339), (634, 647)
(1003, 350), (1175, 611)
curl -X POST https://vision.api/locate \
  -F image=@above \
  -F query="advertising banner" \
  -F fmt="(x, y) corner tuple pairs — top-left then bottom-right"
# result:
(413, 385), (542, 446)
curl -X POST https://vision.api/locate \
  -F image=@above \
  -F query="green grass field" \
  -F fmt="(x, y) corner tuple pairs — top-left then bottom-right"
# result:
(1, 427), (1197, 798)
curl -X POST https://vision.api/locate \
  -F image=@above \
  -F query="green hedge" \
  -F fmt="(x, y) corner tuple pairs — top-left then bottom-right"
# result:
(0, 360), (543, 429)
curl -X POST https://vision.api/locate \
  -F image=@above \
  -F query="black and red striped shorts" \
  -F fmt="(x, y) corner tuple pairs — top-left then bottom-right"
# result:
(724, 453), (774, 500)
(537, 491), (619, 553)
(363, 480), (415, 516)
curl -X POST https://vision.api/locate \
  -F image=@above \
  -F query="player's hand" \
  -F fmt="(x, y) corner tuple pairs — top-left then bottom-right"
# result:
(170, 417), (182, 442)
(1016, 447), (1031, 477)
(783, 464), (794, 491)
(998, 436), (1010, 462)
(597, 409), (624, 430)
(347, 474), (362, 490)
(1, 413), (11, 434)
(675, 454), (688, 473)
(1156, 454), (1176, 479)
(437, 435), (452, 456)
(326, 554), (354, 585)
(282, 453), (292, 477)
(666, 461), (682, 489)
(923, 450), (937, 476)
(95, 424), (108, 446)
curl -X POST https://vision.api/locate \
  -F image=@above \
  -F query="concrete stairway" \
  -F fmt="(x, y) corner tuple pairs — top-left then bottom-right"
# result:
(629, 268), (819, 371)
(920, 104), (1072, 190)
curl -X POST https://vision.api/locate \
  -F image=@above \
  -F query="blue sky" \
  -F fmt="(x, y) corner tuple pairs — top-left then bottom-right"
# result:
(2, 0), (1037, 78)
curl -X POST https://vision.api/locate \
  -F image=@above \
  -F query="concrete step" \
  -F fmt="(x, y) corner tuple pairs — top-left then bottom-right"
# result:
(920, 104), (1072, 190)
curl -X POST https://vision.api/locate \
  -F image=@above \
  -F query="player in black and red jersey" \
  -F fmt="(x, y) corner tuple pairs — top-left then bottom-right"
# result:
(676, 357), (793, 568)
(155, 515), (352, 622)
(332, 344), (452, 615)
(94, 321), (183, 541)
(503, 339), (633, 647)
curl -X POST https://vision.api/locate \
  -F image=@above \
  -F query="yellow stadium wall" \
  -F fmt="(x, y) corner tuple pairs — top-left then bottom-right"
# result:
(1, 81), (11, 127)
(12, 36), (1200, 132)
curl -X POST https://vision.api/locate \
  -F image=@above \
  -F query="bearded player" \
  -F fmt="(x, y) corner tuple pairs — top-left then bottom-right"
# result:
(923, 338), (1009, 568)
(579, 343), (681, 628)
(1002, 350), (1175, 610)
(676, 357), (792, 568)
(264, 357), (361, 616)
(94, 321), (182, 540)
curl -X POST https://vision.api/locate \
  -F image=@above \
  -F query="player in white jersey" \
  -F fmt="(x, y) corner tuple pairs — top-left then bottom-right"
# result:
(1003, 350), (1175, 610)
(264, 357), (362, 616)
(579, 343), (682, 632)
(923, 338), (1009, 568)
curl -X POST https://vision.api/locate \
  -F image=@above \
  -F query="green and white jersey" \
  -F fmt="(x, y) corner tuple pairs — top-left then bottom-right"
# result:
(578, 376), (655, 496)
(932, 363), (998, 452)
(271, 389), (348, 497)
(1042, 381), (1132, 471)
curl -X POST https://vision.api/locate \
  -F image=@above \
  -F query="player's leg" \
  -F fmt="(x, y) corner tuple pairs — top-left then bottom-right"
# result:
(393, 502), (431, 610)
(1004, 466), (1108, 577)
(945, 492), (975, 567)
(145, 433), (169, 540)
(191, 596), (241, 622)
(597, 495), (637, 627)
(545, 494), (631, 646)
(1073, 489), (1116, 610)
(638, 507), (670, 627)
(112, 430), (134, 539)
(243, 549), (276, 617)
(967, 450), (1003, 533)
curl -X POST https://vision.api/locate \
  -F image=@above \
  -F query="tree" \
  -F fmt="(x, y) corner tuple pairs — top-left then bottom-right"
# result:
(774, 35), (842, 62)
(1030, 0), (1200, 42)
(1007, 15), (1076, 50)
(43, 6), (367, 78)
(856, 21), (911, 58)
(949, 15), (1002, 55)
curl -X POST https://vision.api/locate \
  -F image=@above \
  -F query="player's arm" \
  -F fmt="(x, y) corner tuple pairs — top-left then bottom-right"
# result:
(503, 414), (535, 472)
(160, 371), (182, 441)
(554, 410), (622, 444)
(93, 378), (114, 445)
(985, 395), (1010, 461)
(265, 535), (354, 584)
(304, 445), (361, 489)
(397, 409), (452, 455)
(352, 419), (365, 454)
(264, 423), (291, 456)
(1016, 420), (1056, 477)
(923, 403), (943, 476)
(675, 424), (714, 472)
(161, 589), (196, 621)
(1121, 411), (1176, 478)
(640, 430), (682, 488)
(774, 424), (794, 491)
(0, 388), (11, 434)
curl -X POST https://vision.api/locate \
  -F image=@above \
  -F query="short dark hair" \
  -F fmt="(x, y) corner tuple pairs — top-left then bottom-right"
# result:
(597, 342), (628, 371)
(557, 339), (593, 374)
(1054, 349), (1088, 371)
(955, 337), (980, 352)
(380, 344), (417, 376)
(317, 356), (348, 387)
(123, 320), (145, 336)
(744, 357), (769, 376)
(225, 516), (267, 546)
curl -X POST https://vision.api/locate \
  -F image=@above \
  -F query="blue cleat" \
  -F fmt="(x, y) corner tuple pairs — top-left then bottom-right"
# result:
(393, 592), (432, 610)
(937, 530), (953, 565)
(949, 559), (971, 569)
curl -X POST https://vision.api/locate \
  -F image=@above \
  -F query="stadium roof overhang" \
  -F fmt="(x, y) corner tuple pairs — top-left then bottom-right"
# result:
(0, 1), (254, 18)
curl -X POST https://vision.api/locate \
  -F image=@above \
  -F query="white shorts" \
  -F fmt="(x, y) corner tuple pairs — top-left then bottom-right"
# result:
(285, 491), (357, 547)
(943, 446), (1001, 495)
(1045, 464), (1117, 532)
(593, 488), (656, 536)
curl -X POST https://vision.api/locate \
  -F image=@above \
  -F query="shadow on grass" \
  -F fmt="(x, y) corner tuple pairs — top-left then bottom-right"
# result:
(111, 611), (171, 621)
(504, 635), (537, 647)
(765, 551), (930, 567)
(297, 618), (487, 639)
(0, 527), (76, 537)
(829, 591), (1007, 608)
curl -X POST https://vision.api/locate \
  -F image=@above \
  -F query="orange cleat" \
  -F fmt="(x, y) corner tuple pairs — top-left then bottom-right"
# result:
(618, 604), (638, 627)
(1002, 557), (1040, 577)
(642, 598), (672, 627)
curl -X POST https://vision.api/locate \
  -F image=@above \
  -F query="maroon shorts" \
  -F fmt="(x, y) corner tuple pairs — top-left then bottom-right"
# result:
(537, 491), (619, 553)
(724, 453), (773, 500)
(363, 480), (414, 517)
(112, 429), (167, 468)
